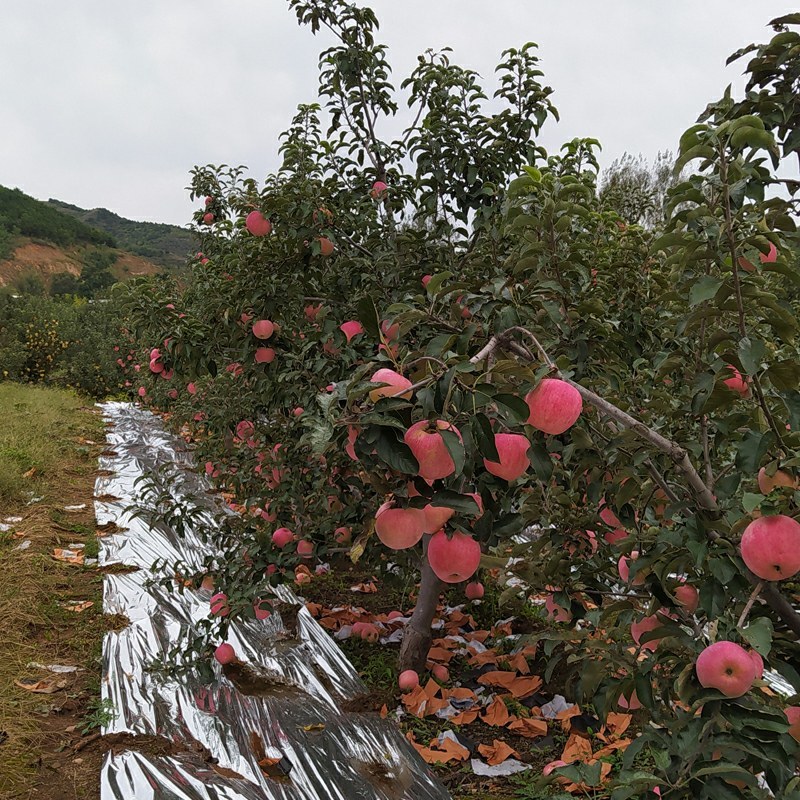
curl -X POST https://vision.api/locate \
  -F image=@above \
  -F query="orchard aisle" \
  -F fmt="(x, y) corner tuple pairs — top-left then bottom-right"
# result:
(94, 401), (449, 800)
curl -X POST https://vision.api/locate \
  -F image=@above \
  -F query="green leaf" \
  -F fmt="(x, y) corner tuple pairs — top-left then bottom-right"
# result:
(689, 275), (724, 306)
(741, 616), (773, 657)
(494, 393), (530, 423)
(429, 490), (479, 515)
(374, 428), (418, 474)
(440, 428), (466, 476)
(528, 442), (553, 481)
(470, 414), (500, 461)
(356, 296), (380, 338)
(741, 492), (763, 513)
(737, 337), (767, 375)
(765, 361), (800, 391)
(735, 430), (775, 475)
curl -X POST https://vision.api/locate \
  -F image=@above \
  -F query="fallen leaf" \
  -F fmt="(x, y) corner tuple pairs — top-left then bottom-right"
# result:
(508, 717), (548, 738)
(561, 732), (593, 764)
(61, 601), (94, 613)
(478, 739), (519, 766)
(604, 712), (632, 739)
(53, 548), (84, 565)
(482, 696), (511, 727)
(15, 678), (67, 694)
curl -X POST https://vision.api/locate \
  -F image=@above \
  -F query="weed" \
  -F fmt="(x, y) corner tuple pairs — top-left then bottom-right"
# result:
(79, 697), (117, 734)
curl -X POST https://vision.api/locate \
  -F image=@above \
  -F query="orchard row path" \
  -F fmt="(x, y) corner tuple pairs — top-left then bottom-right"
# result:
(95, 401), (449, 800)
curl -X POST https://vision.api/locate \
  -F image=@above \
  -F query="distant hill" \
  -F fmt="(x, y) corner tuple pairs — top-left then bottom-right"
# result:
(47, 199), (196, 271)
(0, 185), (178, 292)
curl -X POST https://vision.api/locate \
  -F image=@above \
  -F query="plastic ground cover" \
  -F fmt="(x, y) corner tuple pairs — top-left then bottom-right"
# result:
(95, 401), (450, 800)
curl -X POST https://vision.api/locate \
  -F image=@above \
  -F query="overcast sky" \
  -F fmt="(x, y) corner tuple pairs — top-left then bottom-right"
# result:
(1, 2), (795, 226)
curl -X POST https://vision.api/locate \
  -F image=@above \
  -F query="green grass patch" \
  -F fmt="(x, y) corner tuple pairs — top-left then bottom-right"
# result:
(0, 382), (97, 506)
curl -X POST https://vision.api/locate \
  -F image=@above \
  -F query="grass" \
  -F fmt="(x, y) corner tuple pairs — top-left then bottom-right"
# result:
(0, 382), (110, 797)
(0, 383), (99, 506)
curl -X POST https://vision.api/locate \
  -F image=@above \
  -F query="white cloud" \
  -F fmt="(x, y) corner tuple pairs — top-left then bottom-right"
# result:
(0, 1), (795, 225)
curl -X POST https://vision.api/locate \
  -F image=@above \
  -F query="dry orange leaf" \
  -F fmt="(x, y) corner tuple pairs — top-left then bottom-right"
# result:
(482, 696), (511, 727)
(350, 581), (377, 593)
(508, 717), (548, 738)
(52, 548), (84, 565)
(407, 732), (470, 765)
(449, 709), (480, 725)
(478, 739), (519, 766)
(477, 671), (518, 690)
(427, 647), (455, 663)
(604, 712), (632, 739)
(15, 677), (67, 694)
(561, 732), (593, 764)
(505, 651), (530, 674)
(379, 704), (388, 719)
(593, 739), (633, 760)
(62, 601), (93, 613)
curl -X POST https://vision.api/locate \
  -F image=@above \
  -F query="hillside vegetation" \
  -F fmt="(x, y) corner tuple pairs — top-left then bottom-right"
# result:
(49, 199), (195, 270)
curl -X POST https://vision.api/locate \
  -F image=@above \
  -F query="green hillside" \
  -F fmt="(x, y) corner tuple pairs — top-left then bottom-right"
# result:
(48, 199), (195, 270)
(0, 186), (115, 258)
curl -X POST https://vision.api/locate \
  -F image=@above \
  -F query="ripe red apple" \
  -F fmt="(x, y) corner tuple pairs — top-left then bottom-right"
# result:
(404, 420), (460, 482)
(431, 664), (449, 682)
(631, 613), (663, 651)
(236, 420), (255, 439)
(545, 594), (572, 623)
(617, 689), (641, 710)
(340, 320), (364, 342)
(210, 592), (230, 617)
(187, 382), (197, 395)
(334, 526), (351, 544)
(380, 319), (400, 342)
(137, 386), (146, 397)
(375, 501), (425, 550)
(160, 368), (174, 380)
(483, 433), (531, 481)
(214, 643), (236, 665)
(465, 581), (484, 600)
(618, 551), (646, 586)
(422, 274), (432, 288)
(305, 303), (322, 321)
(272, 527), (295, 548)
(245, 210), (272, 236)
(203, 212), (215, 225)
(345, 426), (359, 460)
(757, 467), (796, 494)
(740, 514), (800, 580)
(368, 368), (413, 402)
(786, 707), (800, 741)
(421, 503), (454, 534)
(149, 359), (163, 374)
(359, 623), (380, 643)
(317, 237), (335, 256)
(167, 389), (178, 400)
(253, 599), (271, 620)
(427, 530), (481, 583)
(749, 649), (764, 680)
(723, 366), (749, 397)
(695, 641), (757, 697)
(252, 319), (275, 340)
(525, 379), (583, 435)
(255, 347), (276, 364)
(761, 241), (778, 263)
(674, 583), (699, 613)
(370, 180), (388, 199)
(296, 540), (314, 558)
(398, 670), (419, 692)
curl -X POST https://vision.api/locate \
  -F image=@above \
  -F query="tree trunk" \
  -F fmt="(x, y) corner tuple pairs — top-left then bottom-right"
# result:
(398, 535), (443, 674)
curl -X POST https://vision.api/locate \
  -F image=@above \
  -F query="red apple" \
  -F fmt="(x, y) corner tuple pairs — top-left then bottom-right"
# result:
(757, 467), (796, 494)
(252, 319), (275, 340)
(525, 378), (583, 435)
(345, 426), (359, 460)
(618, 551), (646, 586)
(431, 664), (449, 682)
(404, 419), (460, 482)
(545, 594), (572, 623)
(723, 366), (749, 397)
(398, 670), (419, 692)
(209, 592), (230, 617)
(368, 368), (413, 403)
(427, 530), (481, 583)
(245, 210), (272, 237)
(333, 526), (351, 544)
(375, 501), (426, 550)
(483, 433), (531, 481)
(203, 212), (215, 225)
(631, 613), (664, 652)
(465, 581), (484, 601)
(317, 237), (335, 256)
(740, 515), (800, 580)
(618, 689), (641, 710)
(674, 583), (699, 613)
(214, 643), (236, 665)
(696, 641), (757, 697)
(370, 180), (388, 199)
(272, 527), (295, 548)
(761, 241), (778, 263)
(340, 320), (364, 343)
(296, 540), (314, 558)
(421, 503), (454, 534)
(254, 599), (271, 620)
(422, 274), (432, 288)
(255, 347), (276, 364)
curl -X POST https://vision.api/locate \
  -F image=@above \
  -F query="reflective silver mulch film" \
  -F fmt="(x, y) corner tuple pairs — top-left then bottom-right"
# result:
(95, 402), (450, 800)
